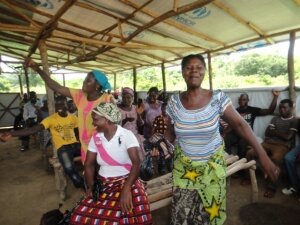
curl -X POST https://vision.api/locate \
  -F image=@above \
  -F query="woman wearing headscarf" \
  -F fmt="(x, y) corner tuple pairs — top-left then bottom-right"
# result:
(142, 87), (162, 139)
(118, 87), (145, 159)
(25, 58), (112, 162)
(69, 102), (152, 225)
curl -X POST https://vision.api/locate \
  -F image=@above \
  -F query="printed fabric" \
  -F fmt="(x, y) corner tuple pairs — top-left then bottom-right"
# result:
(172, 145), (226, 225)
(69, 175), (153, 225)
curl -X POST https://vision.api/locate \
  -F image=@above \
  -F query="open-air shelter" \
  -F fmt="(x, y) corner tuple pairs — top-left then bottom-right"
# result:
(0, 0), (300, 118)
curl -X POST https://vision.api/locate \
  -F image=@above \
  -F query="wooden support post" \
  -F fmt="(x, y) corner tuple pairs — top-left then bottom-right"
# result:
(133, 67), (137, 104)
(18, 73), (23, 95)
(207, 52), (213, 90)
(114, 73), (117, 91)
(62, 73), (66, 87)
(38, 40), (55, 115)
(24, 66), (30, 94)
(288, 31), (296, 102)
(161, 62), (166, 92)
(249, 165), (258, 202)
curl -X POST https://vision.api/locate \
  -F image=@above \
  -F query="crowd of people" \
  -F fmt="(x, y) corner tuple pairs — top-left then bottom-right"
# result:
(0, 54), (299, 225)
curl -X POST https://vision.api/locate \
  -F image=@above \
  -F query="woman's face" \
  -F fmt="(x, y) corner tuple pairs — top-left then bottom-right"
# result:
(91, 112), (108, 132)
(82, 73), (99, 93)
(182, 57), (206, 89)
(122, 93), (133, 107)
(148, 91), (158, 104)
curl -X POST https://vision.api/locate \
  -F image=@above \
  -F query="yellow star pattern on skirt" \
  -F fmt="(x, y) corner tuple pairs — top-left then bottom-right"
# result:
(181, 168), (201, 183)
(205, 197), (221, 221)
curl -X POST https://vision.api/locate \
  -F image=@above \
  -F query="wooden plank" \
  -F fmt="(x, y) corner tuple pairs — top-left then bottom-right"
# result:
(1, 0), (40, 28)
(207, 52), (213, 90)
(213, 1), (274, 44)
(38, 40), (55, 115)
(161, 62), (166, 92)
(121, 0), (221, 47)
(28, 0), (77, 56)
(288, 31), (296, 102)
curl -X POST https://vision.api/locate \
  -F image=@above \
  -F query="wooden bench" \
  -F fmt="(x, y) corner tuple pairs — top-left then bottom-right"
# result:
(146, 154), (258, 211)
(49, 154), (258, 207)
(48, 156), (82, 202)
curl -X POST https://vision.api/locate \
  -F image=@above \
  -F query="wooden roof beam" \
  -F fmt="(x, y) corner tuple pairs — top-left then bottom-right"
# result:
(1, 0), (40, 28)
(211, 27), (300, 53)
(69, 0), (213, 64)
(97, 0), (153, 39)
(28, 0), (77, 56)
(12, 0), (98, 34)
(121, 0), (223, 46)
(212, 1), (274, 44)
(109, 50), (155, 65)
(124, 49), (165, 62)
(294, 0), (300, 6)
(0, 23), (38, 34)
(60, 0), (194, 61)
(51, 30), (201, 50)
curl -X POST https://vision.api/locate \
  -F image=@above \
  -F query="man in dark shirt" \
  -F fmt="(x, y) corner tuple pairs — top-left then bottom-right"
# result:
(246, 99), (298, 198)
(224, 90), (279, 158)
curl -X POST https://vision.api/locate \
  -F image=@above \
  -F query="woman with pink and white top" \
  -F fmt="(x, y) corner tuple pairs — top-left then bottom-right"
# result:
(118, 87), (145, 158)
(25, 58), (112, 162)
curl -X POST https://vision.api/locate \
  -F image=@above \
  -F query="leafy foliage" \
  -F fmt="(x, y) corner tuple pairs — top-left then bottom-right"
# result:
(0, 53), (299, 93)
(234, 53), (287, 77)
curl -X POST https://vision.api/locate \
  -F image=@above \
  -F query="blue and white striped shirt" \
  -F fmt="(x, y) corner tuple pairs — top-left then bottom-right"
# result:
(167, 90), (231, 162)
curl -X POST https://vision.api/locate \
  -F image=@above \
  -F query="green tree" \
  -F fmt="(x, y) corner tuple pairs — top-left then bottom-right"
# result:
(234, 53), (287, 77)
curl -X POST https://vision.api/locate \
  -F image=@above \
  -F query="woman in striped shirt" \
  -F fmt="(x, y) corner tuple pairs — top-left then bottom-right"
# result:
(165, 54), (280, 225)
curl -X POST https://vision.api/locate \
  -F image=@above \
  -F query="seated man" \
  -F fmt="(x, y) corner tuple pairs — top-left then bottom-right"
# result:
(0, 96), (84, 189)
(224, 90), (279, 158)
(282, 143), (300, 196)
(21, 91), (43, 151)
(246, 99), (298, 198)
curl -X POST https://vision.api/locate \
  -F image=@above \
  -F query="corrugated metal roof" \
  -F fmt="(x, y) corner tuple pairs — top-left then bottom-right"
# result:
(0, 0), (299, 74)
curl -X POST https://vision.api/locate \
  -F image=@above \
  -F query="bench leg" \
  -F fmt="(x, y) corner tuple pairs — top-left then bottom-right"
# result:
(53, 162), (67, 202)
(249, 165), (258, 202)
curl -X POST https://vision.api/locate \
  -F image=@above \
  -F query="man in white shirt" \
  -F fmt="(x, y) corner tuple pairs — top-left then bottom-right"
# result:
(21, 91), (42, 151)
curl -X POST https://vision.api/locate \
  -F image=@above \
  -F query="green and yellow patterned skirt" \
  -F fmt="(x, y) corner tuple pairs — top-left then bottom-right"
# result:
(171, 145), (226, 225)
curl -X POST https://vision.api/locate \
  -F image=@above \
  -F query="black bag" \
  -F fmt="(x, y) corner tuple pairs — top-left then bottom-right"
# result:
(40, 209), (64, 225)
(140, 151), (154, 181)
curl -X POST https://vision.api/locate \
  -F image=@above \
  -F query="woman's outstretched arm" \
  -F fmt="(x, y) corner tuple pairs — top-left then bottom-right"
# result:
(223, 104), (279, 182)
(25, 58), (71, 98)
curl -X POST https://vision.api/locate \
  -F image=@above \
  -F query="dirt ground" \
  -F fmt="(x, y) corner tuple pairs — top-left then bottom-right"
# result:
(0, 138), (299, 225)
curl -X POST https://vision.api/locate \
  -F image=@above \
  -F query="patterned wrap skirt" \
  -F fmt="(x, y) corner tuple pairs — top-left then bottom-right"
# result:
(69, 175), (152, 225)
(171, 145), (226, 225)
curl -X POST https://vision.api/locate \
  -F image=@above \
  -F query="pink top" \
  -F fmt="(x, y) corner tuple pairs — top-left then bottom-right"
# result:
(70, 88), (111, 162)
(119, 105), (145, 157)
(119, 105), (139, 135)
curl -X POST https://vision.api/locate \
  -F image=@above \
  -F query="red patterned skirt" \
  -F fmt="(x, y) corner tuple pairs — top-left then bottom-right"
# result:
(69, 175), (152, 225)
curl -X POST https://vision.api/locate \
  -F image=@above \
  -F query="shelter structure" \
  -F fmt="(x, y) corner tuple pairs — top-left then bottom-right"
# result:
(0, 0), (300, 109)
